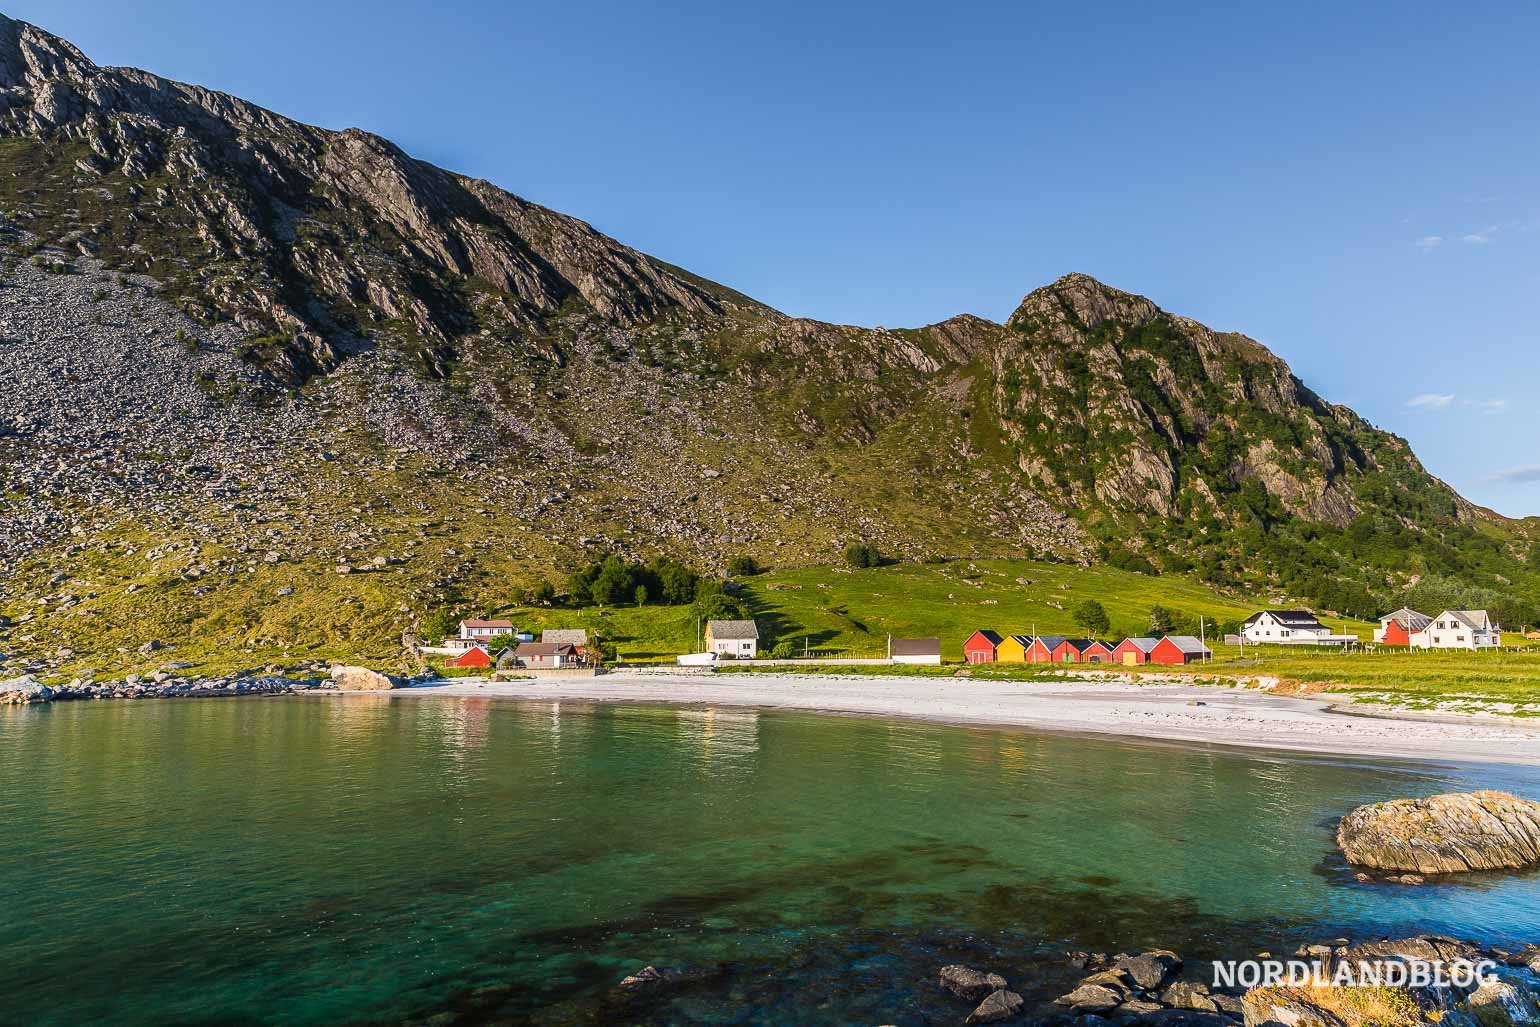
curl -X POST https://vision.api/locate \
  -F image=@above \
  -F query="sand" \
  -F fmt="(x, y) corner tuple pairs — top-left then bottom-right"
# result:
(382, 671), (1540, 767)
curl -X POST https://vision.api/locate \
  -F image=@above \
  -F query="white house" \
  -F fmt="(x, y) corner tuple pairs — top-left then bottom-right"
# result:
(460, 619), (514, 642)
(1240, 610), (1357, 646)
(1415, 610), (1501, 650)
(705, 619), (759, 659)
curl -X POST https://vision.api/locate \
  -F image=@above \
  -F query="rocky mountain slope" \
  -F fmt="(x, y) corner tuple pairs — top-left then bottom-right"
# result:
(0, 12), (1533, 673)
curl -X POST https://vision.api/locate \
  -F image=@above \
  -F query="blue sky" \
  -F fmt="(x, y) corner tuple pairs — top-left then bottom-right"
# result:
(16, 1), (1540, 514)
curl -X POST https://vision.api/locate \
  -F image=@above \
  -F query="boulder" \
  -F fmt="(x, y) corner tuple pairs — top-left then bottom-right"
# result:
(329, 666), (402, 691)
(940, 964), (1010, 1001)
(1161, 981), (1219, 1011)
(966, 989), (1026, 1025)
(1337, 792), (1540, 874)
(1117, 951), (1184, 991)
(1057, 982), (1128, 1014)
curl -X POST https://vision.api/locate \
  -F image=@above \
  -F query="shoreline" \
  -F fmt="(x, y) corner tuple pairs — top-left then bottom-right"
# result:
(380, 672), (1540, 767)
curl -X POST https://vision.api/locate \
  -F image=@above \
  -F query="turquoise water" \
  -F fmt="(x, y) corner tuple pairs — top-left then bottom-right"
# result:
(2, 695), (1538, 1025)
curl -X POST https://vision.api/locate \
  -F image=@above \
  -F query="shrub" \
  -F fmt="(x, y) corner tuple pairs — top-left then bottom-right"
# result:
(727, 555), (761, 577)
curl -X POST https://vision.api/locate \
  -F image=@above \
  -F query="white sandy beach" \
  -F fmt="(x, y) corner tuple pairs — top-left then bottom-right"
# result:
(382, 672), (1540, 767)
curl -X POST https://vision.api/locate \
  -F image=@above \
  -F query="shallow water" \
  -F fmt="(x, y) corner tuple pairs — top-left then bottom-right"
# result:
(2, 695), (1537, 1025)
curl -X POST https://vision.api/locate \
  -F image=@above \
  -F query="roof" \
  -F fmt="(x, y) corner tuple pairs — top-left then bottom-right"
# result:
(1036, 635), (1068, 649)
(462, 619), (514, 629)
(1379, 607), (1432, 631)
(1441, 610), (1494, 631)
(1243, 610), (1326, 629)
(1003, 634), (1033, 647)
(891, 637), (941, 656)
(1067, 638), (1111, 653)
(707, 619), (759, 640)
(1160, 635), (1212, 654)
(1117, 637), (1160, 653)
(966, 629), (1003, 646)
(541, 629), (587, 645)
(515, 642), (577, 657)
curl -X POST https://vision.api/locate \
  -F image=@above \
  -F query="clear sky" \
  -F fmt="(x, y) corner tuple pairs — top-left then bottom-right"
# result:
(14, 1), (1539, 515)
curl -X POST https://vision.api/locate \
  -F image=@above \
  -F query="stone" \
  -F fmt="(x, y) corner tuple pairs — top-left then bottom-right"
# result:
(1161, 982), (1219, 1011)
(1337, 792), (1540, 874)
(1058, 983), (1127, 1013)
(328, 666), (401, 691)
(1117, 952), (1184, 991)
(966, 989), (1026, 1025)
(940, 964), (1010, 1001)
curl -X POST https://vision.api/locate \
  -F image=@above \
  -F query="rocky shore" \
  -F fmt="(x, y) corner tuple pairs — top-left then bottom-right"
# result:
(617, 935), (1540, 1026)
(0, 670), (329, 705)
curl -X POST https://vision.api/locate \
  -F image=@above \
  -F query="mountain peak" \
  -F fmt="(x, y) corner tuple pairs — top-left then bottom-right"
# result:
(1008, 272), (1159, 332)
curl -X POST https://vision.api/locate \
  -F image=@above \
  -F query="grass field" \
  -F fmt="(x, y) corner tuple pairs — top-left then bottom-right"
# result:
(12, 542), (1539, 712)
(485, 557), (1313, 664)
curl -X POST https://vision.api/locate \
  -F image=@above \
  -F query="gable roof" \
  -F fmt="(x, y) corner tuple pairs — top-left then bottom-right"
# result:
(1067, 638), (1111, 653)
(966, 629), (1003, 646)
(707, 619), (759, 640)
(1243, 610), (1326, 629)
(1379, 607), (1432, 631)
(1161, 635), (1212, 654)
(1117, 637), (1160, 653)
(462, 618), (514, 629)
(891, 637), (940, 657)
(541, 629), (587, 645)
(515, 641), (577, 657)
(1002, 634), (1033, 648)
(1440, 610), (1495, 631)
(1035, 635), (1068, 650)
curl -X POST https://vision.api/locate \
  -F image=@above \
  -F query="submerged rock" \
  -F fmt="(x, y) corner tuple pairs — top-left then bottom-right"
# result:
(1337, 792), (1540, 874)
(939, 964), (1010, 1001)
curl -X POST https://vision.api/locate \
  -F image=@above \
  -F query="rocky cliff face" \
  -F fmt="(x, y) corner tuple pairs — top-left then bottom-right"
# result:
(0, 11), (1531, 668)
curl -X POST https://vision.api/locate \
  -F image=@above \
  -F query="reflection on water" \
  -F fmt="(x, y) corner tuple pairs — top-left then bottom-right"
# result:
(1, 696), (1538, 1026)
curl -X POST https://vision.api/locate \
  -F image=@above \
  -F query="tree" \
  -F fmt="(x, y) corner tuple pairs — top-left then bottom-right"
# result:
(770, 640), (795, 659)
(589, 555), (636, 606)
(420, 608), (459, 644)
(1148, 604), (1176, 635)
(727, 555), (761, 577)
(526, 579), (556, 606)
(844, 541), (881, 569)
(634, 584), (649, 607)
(1073, 600), (1111, 637)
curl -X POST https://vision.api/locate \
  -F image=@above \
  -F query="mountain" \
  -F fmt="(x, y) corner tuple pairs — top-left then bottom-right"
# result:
(0, 13), (1533, 673)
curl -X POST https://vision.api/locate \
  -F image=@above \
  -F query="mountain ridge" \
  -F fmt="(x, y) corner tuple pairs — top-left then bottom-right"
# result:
(0, 12), (1534, 675)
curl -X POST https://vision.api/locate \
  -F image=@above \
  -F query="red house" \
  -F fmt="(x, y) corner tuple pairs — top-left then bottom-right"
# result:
(1374, 608), (1431, 646)
(447, 645), (492, 668)
(1111, 637), (1159, 666)
(1149, 635), (1212, 665)
(1074, 639), (1115, 663)
(1024, 636), (1064, 663)
(963, 630), (1003, 664)
(1048, 638), (1113, 663)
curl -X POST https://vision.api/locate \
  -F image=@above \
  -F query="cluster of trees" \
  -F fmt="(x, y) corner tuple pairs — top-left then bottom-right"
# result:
(568, 554), (702, 608)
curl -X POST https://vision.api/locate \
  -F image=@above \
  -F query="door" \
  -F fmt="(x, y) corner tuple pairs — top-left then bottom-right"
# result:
(1123, 651), (1137, 666)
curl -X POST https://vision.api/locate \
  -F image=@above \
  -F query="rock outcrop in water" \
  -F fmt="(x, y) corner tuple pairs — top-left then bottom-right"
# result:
(1337, 792), (1540, 874)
